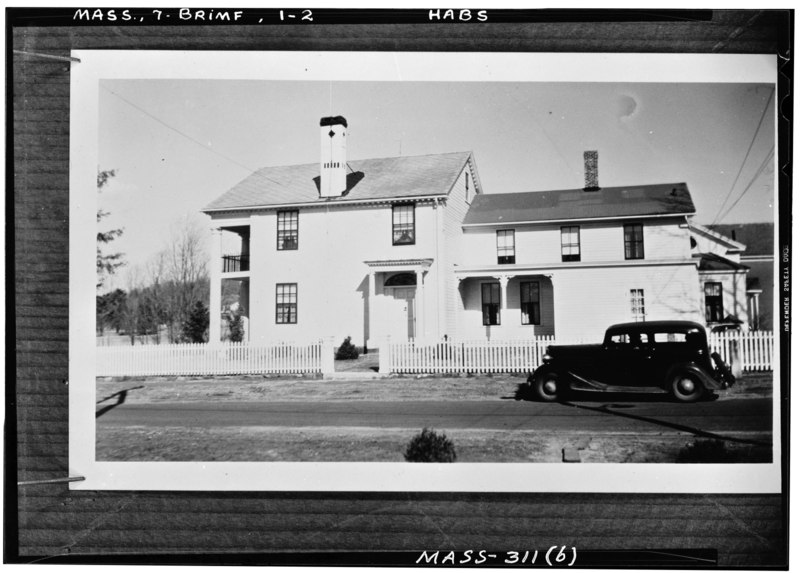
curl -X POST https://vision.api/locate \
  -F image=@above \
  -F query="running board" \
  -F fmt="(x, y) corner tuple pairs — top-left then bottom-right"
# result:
(567, 373), (667, 394)
(568, 383), (667, 394)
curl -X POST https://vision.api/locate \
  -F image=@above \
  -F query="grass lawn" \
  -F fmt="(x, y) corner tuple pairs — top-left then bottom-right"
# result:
(97, 425), (772, 463)
(97, 371), (773, 405)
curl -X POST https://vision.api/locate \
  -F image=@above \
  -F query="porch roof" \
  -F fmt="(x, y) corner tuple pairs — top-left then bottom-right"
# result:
(364, 258), (433, 272)
(454, 258), (697, 277)
(694, 252), (750, 272)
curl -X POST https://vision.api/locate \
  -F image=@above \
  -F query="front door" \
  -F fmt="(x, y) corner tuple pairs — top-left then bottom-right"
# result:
(391, 287), (416, 339)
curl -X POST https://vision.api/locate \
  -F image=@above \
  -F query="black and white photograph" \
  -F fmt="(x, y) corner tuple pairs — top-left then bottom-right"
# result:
(63, 49), (782, 493)
(11, 7), (791, 567)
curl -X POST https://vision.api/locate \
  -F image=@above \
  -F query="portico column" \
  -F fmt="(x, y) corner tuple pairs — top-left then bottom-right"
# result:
(454, 276), (464, 339)
(497, 275), (510, 335)
(209, 227), (222, 344)
(416, 268), (425, 341)
(367, 270), (377, 348)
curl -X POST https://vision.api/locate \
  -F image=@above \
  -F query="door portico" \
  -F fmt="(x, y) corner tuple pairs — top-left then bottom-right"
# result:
(364, 258), (433, 347)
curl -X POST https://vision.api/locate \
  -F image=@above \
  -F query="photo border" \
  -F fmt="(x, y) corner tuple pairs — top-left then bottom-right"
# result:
(71, 50), (782, 492)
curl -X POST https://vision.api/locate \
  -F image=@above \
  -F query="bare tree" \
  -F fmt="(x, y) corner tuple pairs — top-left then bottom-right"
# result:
(165, 216), (210, 342)
(143, 251), (169, 343)
(120, 264), (143, 346)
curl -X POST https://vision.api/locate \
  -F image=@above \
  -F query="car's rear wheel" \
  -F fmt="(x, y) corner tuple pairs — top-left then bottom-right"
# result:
(531, 369), (562, 402)
(670, 372), (706, 402)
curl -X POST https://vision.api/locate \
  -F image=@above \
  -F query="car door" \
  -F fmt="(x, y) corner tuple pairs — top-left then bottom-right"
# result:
(627, 331), (657, 386)
(647, 330), (690, 385)
(600, 330), (650, 386)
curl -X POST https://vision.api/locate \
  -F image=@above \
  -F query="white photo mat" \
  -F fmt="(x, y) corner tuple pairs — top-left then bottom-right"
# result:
(70, 50), (781, 491)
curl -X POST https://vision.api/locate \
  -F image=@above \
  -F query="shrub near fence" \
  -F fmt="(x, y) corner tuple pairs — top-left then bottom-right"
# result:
(96, 340), (328, 377)
(385, 332), (775, 375)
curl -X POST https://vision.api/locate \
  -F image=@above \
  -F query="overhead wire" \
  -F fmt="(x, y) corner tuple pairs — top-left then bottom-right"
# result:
(101, 85), (284, 187)
(715, 145), (775, 224)
(710, 86), (775, 226)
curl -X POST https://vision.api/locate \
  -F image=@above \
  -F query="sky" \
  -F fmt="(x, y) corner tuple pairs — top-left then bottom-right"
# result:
(98, 78), (776, 290)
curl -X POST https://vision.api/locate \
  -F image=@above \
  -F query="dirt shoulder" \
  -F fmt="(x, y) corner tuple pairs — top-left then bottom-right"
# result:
(97, 372), (773, 405)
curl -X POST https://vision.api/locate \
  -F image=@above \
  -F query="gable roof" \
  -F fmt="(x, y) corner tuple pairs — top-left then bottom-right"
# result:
(204, 151), (473, 212)
(694, 252), (749, 272)
(688, 222), (747, 253)
(463, 182), (695, 226)
(708, 223), (774, 257)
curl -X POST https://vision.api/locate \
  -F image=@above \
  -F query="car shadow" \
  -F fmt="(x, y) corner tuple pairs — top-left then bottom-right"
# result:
(558, 400), (770, 447)
(511, 382), (719, 403)
(96, 386), (144, 418)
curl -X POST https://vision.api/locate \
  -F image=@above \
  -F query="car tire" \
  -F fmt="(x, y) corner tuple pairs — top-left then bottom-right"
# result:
(670, 372), (706, 402)
(531, 369), (562, 402)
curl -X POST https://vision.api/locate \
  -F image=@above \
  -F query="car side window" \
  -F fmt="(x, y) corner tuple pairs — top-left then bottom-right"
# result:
(629, 332), (648, 349)
(653, 332), (688, 343)
(608, 333), (629, 346)
(607, 332), (648, 350)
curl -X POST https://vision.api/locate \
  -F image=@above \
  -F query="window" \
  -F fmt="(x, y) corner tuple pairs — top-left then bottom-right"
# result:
(520, 281), (541, 325)
(275, 283), (297, 324)
(481, 283), (501, 326)
(653, 332), (688, 343)
(496, 230), (515, 264)
(704, 282), (724, 322)
(561, 226), (581, 262)
(392, 204), (415, 245)
(277, 210), (298, 250)
(630, 289), (645, 322)
(624, 224), (644, 259)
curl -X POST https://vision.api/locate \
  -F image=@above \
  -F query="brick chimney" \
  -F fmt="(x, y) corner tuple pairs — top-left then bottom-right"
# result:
(583, 150), (600, 191)
(320, 115), (348, 198)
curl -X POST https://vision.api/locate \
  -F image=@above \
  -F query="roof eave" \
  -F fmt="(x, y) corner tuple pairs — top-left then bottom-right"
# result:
(203, 194), (448, 215)
(462, 211), (695, 228)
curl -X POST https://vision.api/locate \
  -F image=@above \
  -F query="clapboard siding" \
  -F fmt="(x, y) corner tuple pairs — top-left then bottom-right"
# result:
(11, 14), (786, 566)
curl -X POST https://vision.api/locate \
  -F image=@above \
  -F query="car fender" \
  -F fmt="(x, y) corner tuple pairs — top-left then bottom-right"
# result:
(663, 362), (721, 391)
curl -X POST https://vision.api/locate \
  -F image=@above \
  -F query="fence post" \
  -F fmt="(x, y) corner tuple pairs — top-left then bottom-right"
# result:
(379, 336), (392, 374)
(320, 337), (335, 375)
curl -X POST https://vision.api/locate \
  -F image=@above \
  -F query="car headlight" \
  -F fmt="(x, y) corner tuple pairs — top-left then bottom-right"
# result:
(542, 354), (552, 363)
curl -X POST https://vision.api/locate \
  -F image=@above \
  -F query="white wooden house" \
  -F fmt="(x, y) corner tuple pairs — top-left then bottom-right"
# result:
(203, 116), (753, 346)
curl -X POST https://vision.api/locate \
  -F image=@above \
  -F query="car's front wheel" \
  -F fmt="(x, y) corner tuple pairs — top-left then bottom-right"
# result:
(669, 372), (706, 402)
(530, 368), (562, 402)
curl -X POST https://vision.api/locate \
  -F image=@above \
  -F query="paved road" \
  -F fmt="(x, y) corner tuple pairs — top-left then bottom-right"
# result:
(97, 397), (772, 436)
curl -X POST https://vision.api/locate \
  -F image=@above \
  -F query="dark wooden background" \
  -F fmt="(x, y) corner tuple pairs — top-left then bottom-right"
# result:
(9, 9), (790, 566)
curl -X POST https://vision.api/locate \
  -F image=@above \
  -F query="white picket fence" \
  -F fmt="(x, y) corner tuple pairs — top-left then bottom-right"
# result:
(96, 332), (774, 377)
(708, 331), (774, 372)
(384, 331), (775, 375)
(386, 337), (555, 374)
(96, 340), (330, 377)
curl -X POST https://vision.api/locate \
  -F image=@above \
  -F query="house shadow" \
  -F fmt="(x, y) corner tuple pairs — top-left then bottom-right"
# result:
(96, 386), (144, 418)
(559, 399), (770, 447)
(312, 171), (365, 196)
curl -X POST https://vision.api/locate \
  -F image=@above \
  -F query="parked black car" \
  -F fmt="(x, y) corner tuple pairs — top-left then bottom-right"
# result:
(527, 321), (735, 402)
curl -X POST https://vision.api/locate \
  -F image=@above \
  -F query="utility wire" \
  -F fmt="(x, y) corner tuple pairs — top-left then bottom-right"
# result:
(710, 87), (775, 226)
(101, 85), (284, 187)
(715, 145), (774, 224)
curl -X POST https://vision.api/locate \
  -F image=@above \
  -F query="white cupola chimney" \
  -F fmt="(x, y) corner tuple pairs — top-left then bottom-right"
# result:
(320, 115), (348, 198)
